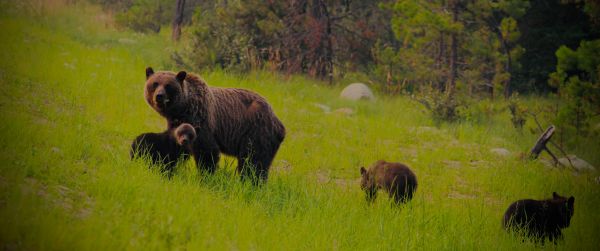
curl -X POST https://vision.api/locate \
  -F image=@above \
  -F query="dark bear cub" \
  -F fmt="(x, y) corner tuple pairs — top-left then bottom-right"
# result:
(503, 192), (575, 243)
(130, 123), (194, 171)
(360, 160), (418, 204)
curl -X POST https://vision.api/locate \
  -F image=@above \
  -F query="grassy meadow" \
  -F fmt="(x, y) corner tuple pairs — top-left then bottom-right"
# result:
(0, 2), (599, 250)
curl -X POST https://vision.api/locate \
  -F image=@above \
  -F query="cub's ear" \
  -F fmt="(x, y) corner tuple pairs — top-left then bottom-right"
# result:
(568, 196), (575, 206)
(145, 67), (154, 79)
(552, 192), (559, 199)
(176, 71), (187, 83)
(360, 167), (367, 176)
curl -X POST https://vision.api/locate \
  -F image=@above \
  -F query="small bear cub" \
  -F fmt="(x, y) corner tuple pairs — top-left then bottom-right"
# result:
(360, 160), (418, 204)
(174, 123), (196, 151)
(130, 123), (195, 172)
(503, 192), (575, 243)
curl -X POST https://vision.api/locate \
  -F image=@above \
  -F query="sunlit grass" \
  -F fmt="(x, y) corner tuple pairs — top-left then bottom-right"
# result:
(0, 2), (598, 250)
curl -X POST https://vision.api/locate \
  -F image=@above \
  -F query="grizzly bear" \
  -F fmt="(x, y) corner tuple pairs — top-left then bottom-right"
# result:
(130, 128), (189, 172)
(360, 160), (418, 204)
(143, 67), (285, 183)
(503, 192), (575, 243)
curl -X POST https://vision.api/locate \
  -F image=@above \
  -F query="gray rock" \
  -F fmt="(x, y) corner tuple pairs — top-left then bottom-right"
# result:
(558, 155), (596, 172)
(340, 83), (374, 101)
(313, 103), (331, 113)
(490, 148), (511, 157)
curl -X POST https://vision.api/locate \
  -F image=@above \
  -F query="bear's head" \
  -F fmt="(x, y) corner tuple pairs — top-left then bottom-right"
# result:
(174, 123), (196, 146)
(551, 192), (575, 228)
(144, 67), (187, 116)
(360, 167), (377, 200)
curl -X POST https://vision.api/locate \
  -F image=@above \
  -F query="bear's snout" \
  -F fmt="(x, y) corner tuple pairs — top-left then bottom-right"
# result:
(155, 93), (165, 102)
(180, 136), (189, 145)
(154, 89), (170, 107)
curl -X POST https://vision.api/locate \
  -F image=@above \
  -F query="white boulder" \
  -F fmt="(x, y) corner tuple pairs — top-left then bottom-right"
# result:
(340, 83), (374, 101)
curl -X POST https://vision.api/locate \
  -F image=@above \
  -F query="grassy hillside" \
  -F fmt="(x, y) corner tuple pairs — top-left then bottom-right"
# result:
(0, 2), (598, 250)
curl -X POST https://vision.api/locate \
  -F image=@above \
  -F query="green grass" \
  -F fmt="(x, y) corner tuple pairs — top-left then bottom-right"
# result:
(0, 2), (599, 250)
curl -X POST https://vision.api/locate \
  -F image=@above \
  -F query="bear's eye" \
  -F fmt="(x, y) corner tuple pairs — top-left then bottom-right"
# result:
(152, 82), (159, 88)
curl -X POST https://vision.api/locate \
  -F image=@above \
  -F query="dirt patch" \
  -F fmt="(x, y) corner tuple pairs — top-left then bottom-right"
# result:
(442, 160), (462, 169)
(314, 169), (358, 189)
(316, 169), (330, 183)
(448, 191), (477, 200)
(398, 147), (418, 158)
(469, 160), (489, 168)
(333, 178), (359, 188)
(20, 177), (94, 219)
(271, 160), (292, 174)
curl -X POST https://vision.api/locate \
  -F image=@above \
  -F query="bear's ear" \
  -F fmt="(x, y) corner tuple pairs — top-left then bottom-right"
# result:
(552, 192), (559, 199)
(360, 167), (367, 176)
(146, 67), (154, 79)
(568, 196), (574, 206)
(176, 71), (187, 84)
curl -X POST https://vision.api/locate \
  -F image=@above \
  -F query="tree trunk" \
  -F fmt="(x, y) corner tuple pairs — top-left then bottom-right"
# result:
(322, 0), (334, 85)
(503, 40), (512, 99)
(447, 1), (458, 96)
(309, 0), (334, 82)
(171, 0), (186, 41)
(437, 32), (446, 91)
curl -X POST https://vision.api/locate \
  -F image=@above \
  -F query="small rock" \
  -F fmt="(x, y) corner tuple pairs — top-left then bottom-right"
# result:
(333, 107), (354, 115)
(313, 103), (331, 113)
(558, 155), (596, 172)
(340, 83), (374, 101)
(490, 148), (510, 157)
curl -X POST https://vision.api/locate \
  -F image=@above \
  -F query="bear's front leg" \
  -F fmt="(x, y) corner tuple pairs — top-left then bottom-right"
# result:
(191, 133), (220, 173)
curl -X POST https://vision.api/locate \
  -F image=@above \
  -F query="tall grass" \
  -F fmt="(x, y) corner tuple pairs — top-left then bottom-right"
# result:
(0, 2), (598, 250)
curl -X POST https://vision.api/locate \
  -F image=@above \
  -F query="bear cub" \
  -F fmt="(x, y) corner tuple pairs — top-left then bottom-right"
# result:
(174, 123), (196, 152)
(503, 192), (575, 243)
(360, 160), (418, 204)
(130, 123), (195, 171)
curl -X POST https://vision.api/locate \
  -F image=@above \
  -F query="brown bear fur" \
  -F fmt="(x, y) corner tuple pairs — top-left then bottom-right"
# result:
(143, 67), (286, 183)
(360, 160), (418, 204)
(503, 192), (575, 243)
(130, 128), (189, 172)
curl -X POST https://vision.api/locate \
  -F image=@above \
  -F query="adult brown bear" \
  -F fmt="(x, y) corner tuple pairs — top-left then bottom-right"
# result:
(142, 67), (285, 183)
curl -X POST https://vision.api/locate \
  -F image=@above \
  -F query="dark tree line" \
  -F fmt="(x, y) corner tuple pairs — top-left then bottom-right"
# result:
(95, 0), (598, 103)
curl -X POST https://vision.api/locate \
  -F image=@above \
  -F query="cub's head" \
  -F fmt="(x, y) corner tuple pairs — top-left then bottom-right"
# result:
(551, 192), (575, 228)
(174, 123), (196, 147)
(359, 167), (373, 190)
(144, 67), (187, 114)
(360, 166), (377, 201)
